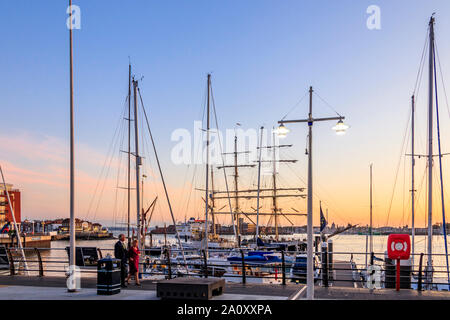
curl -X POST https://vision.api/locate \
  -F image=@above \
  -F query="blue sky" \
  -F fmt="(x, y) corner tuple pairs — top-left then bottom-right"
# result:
(1, 1), (450, 227)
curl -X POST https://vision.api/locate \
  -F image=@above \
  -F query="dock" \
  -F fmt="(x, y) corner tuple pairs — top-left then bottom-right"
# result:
(333, 261), (360, 288)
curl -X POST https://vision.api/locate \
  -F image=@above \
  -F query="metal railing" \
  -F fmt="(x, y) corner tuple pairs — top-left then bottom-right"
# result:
(1, 246), (449, 291)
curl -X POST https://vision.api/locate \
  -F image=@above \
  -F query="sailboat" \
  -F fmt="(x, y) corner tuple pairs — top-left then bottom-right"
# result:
(408, 15), (450, 291)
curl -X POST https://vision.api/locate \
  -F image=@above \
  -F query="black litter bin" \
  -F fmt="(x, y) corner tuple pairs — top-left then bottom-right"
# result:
(97, 256), (121, 295)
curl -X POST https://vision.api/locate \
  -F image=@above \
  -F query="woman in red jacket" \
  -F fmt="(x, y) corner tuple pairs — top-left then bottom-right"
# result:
(126, 239), (141, 286)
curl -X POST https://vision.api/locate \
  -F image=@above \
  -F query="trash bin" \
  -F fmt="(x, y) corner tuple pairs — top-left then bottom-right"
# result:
(97, 255), (121, 295)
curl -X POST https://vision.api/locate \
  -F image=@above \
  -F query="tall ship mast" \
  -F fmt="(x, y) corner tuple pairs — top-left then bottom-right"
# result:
(210, 128), (307, 243)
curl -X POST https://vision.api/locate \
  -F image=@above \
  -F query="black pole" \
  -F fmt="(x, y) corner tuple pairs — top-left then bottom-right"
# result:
(165, 249), (172, 280)
(240, 249), (246, 284)
(418, 252), (424, 291)
(321, 243), (328, 287)
(202, 249), (208, 278)
(281, 250), (286, 285)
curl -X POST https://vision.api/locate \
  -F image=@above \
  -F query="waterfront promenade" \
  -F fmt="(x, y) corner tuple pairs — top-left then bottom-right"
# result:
(0, 276), (450, 300)
(0, 276), (298, 300)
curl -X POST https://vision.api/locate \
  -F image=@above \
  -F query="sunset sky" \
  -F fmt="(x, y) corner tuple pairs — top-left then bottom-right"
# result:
(1, 1), (450, 229)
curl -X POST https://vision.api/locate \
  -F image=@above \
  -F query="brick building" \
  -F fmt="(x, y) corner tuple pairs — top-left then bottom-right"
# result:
(0, 184), (21, 227)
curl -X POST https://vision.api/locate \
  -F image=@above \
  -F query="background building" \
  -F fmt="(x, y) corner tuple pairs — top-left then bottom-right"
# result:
(0, 184), (21, 228)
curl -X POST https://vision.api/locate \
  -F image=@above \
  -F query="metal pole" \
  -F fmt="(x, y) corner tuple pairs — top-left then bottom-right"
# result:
(426, 16), (435, 289)
(234, 135), (240, 245)
(306, 86), (314, 300)
(411, 95), (415, 267)
(133, 79), (142, 255)
(369, 164), (373, 255)
(204, 74), (211, 256)
(240, 249), (246, 284)
(211, 167), (216, 236)
(142, 175), (145, 247)
(127, 64), (131, 247)
(68, 0), (76, 286)
(321, 242), (328, 288)
(272, 131), (279, 241)
(256, 126), (264, 241)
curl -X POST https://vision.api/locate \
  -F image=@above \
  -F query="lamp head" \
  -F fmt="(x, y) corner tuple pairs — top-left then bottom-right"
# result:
(332, 119), (349, 135)
(276, 123), (290, 138)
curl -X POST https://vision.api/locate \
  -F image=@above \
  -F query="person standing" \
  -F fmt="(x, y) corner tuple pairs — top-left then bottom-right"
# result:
(126, 239), (141, 286)
(114, 234), (128, 288)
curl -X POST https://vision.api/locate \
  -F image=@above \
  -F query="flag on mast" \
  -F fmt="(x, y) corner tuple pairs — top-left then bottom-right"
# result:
(320, 203), (327, 233)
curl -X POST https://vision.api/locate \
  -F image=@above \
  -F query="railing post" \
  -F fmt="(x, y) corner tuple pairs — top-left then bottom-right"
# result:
(165, 248), (172, 280)
(328, 239), (333, 281)
(97, 248), (103, 260)
(35, 248), (44, 277)
(240, 249), (246, 284)
(321, 242), (328, 288)
(6, 248), (15, 276)
(202, 249), (208, 278)
(418, 253), (424, 291)
(281, 250), (286, 285)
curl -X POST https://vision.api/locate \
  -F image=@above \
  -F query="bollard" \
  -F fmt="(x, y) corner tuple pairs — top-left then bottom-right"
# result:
(202, 250), (208, 278)
(281, 251), (286, 285)
(240, 249), (246, 284)
(35, 248), (44, 277)
(418, 253), (424, 291)
(321, 242), (328, 288)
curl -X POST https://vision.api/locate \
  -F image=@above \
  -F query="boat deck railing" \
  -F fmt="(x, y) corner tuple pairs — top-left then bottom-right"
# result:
(1, 246), (449, 290)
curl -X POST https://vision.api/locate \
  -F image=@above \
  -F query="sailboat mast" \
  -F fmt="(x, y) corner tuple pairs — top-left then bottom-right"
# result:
(256, 126), (264, 240)
(411, 94), (415, 265)
(272, 130), (279, 241)
(204, 74), (211, 254)
(133, 79), (142, 250)
(369, 164), (373, 255)
(233, 135), (241, 243)
(427, 16), (435, 278)
(211, 167), (216, 236)
(127, 64), (131, 245)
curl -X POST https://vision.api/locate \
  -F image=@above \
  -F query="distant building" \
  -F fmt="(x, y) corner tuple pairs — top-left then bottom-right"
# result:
(61, 218), (83, 233)
(0, 184), (21, 228)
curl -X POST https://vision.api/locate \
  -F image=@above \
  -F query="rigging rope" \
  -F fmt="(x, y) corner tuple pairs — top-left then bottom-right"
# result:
(433, 42), (450, 290)
(385, 110), (411, 226)
(210, 83), (238, 243)
(138, 87), (188, 267)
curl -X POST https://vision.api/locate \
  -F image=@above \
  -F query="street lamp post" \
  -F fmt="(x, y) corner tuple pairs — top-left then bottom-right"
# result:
(277, 86), (347, 300)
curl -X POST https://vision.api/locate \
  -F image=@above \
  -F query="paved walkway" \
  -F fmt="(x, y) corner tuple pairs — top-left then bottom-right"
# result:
(0, 276), (298, 300)
(0, 285), (287, 300)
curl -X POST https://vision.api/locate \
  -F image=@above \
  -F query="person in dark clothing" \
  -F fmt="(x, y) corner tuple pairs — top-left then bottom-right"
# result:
(114, 234), (128, 288)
